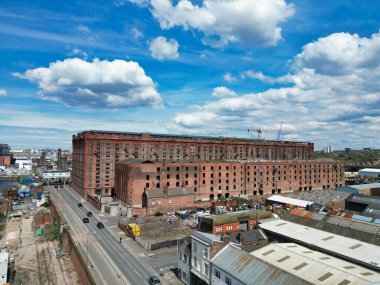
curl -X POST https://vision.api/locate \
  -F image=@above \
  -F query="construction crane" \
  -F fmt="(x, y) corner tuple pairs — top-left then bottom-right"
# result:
(248, 128), (278, 139)
(248, 122), (291, 140)
(277, 121), (284, 140)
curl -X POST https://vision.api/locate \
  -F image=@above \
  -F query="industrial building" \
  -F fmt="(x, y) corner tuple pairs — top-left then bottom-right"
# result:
(114, 159), (343, 213)
(259, 218), (380, 272)
(358, 168), (380, 178)
(197, 210), (272, 234)
(210, 243), (380, 285)
(71, 130), (314, 197)
(338, 183), (380, 196)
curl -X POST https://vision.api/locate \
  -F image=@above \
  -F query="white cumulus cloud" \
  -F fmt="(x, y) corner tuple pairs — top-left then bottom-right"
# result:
(0, 89), (7, 96)
(132, 0), (294, 47)
(172, 31), (380, 148)
(13, 58), (162, 109)
(149, 36), (179, 60)
(212, 86), (237, 98)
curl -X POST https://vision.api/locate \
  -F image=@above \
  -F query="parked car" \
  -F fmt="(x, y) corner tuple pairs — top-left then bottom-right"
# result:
(82, 217), (89, 223)
(154, 212), (163, 217)
(78, 203), (83, 207)
(149, 276), (161, 285)
(87, 211), (93, 217)
(131, 214), (138, 220)
(97, 222), (104, 229)
(12, 201), (20, 206)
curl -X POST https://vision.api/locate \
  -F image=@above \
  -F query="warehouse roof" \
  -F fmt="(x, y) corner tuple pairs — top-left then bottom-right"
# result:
(347, 194), (380, 206)
(251, 243), (380, 285)
(259, 219), (380, 271)
(212, 244), (311, 285)
(267, 195), (313, 208)
(359, 169), (380, 174)
(348, 183), (380, 190)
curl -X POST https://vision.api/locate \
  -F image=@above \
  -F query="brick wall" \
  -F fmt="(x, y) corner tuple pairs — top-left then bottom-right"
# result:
(115, 160), (345, 210)
(0, 155), (11, 166)
(72, 130), (314, 197)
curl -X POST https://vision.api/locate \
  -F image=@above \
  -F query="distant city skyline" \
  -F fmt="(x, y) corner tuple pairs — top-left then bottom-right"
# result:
(1, 0), (380, 150)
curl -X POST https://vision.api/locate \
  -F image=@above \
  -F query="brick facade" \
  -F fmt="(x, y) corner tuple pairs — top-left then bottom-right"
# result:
(115, 159), (344, 210)
(72, 130), (314, 197)
(0, 155), (11, 166)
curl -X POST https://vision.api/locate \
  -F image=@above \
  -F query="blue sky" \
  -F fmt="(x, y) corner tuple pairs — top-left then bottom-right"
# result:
(1, 0), (380, 150)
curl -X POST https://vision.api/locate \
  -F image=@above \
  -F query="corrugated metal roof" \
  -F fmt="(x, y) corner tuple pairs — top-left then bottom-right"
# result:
(211, 244), (312, 285)
(259, 219), (380, 271)
(349, 183), (380, 190)
(267, 195), (313, 208)
(251, 243), (380, 285)
(358, 169), (380, 174)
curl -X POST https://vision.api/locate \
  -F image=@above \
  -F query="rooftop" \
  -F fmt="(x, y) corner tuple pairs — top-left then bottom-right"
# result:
(267, 195), (313, 208)
(77, 130), (312, 145)
(359, 169), (380, 173)
(251, 243), (380, 284)
(212, 244), (311, 285)
(192, 231), (221, 245)
(199, 210), (272, 226)
(347, 193), (380, 206)
(348, 183), (380, 190)
(259, 218), (380, 271)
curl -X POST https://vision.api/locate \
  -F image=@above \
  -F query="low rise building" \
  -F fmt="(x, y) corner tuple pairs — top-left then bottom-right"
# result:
(210, 242), (380, 285)
(259, 218), (380, 272)
(358, 168), (380, 178)
(198, 210), (272, 234)
(191, 231), (224, 285)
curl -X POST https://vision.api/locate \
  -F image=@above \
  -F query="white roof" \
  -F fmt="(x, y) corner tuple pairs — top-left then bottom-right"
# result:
(251, 243), (380, 285)
(267, 195), (313, 208)
(259, 219), (380, 271)
(359, 168), (380, 173)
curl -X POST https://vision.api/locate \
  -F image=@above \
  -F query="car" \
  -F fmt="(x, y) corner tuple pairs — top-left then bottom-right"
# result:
(87, 211), (93, 217)
(154, 211), (163, 217)
(97, 222), (104, 229)
(131, 214), (138, 220)
(12, 201), (20, 206)
(82, 217), (89, 223)
(78, 203), (83, 207)
(148, 276), (161, 285)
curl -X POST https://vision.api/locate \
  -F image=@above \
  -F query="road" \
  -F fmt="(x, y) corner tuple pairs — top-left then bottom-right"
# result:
(49, 185), (159, 285)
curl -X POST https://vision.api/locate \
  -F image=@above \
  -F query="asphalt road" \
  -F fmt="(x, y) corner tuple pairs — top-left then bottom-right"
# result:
(50, 186), (159, 285)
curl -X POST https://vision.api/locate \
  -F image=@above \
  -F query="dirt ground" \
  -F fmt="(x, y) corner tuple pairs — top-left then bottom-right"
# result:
(134, 215), (195, 243)
(1, 210), (80, 285)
